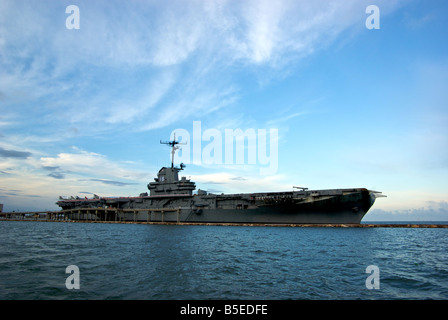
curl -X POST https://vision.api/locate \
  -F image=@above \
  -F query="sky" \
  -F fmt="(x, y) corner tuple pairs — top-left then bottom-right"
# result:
(0, 0), (447, 221)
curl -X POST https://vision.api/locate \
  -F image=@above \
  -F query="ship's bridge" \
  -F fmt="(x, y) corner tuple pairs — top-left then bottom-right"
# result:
(147, 166), (196, 196)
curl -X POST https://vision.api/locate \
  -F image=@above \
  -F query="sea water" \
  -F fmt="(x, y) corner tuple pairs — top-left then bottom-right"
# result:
(0, 220), (447, 300)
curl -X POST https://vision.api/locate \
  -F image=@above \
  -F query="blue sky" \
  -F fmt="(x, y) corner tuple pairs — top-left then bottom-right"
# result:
(1, 0), (447, 220)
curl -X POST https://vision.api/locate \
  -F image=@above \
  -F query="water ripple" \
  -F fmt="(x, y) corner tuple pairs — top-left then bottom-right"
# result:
(0, 221), (447, 300)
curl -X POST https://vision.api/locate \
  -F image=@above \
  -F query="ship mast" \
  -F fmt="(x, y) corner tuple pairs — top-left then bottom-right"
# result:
(160, 133), (186, 168)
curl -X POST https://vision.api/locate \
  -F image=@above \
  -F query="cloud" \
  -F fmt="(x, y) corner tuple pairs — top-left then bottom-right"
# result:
(0, 0), (406, 135)
(242, 0), (286, 64)
(266, 111), (310, 126)
(0, 0), (415, 212)
(40, 147), (149, 183)
(0, 146), (152, 211)
(367, 201), (448, 222)
(42, 165), (67, 179)
(84, 179), (138, 187)
(47, 172), (65, 179)
(230, 176), (247, 181)
(42, 166), (60, 171)
(192, 170), (288, 194)
(40, 149), (106, 170)
(0, 147), (32, 159)
(402, 11), (435, 30)
(104, 70), (178, 125)
(140, 83), (239, 131)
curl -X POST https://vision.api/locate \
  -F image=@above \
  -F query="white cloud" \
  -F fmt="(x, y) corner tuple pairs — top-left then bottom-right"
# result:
(192, 170), (288, 194)
(367, 200), (448, 222)
(40, 147), (149, 182)
(1, 146), (153, 211)
(0, 0), (406, 134)
(104, 69), (178, 124)
(1, 0), (405, 69)
(141, 83), (238, 131)
(0, 0), (415, 212)
(243, 0), (285, 63)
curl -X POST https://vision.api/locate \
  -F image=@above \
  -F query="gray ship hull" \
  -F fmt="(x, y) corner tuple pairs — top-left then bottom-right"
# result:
(56, 136), (384, 224)
(57, 188), (377, 224)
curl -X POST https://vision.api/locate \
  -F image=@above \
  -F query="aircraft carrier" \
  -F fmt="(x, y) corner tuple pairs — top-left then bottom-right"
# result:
(56, 137), (384, 224)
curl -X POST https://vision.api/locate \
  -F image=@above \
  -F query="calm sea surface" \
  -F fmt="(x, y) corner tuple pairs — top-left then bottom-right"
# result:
(1, 220), (447, 300)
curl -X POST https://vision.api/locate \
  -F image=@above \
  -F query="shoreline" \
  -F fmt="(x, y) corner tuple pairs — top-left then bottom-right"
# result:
(1, 218), (447, 228)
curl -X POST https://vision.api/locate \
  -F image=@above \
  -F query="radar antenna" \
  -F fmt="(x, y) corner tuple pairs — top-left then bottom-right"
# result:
(160, 133), (187, 168)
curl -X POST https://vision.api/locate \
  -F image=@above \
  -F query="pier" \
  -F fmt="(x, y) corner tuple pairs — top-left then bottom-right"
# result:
(0, 208), (182, 223)
(0, 209), (447, 228)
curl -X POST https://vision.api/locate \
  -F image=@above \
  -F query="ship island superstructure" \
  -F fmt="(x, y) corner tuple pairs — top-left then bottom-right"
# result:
(56, 137), (384, 224)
